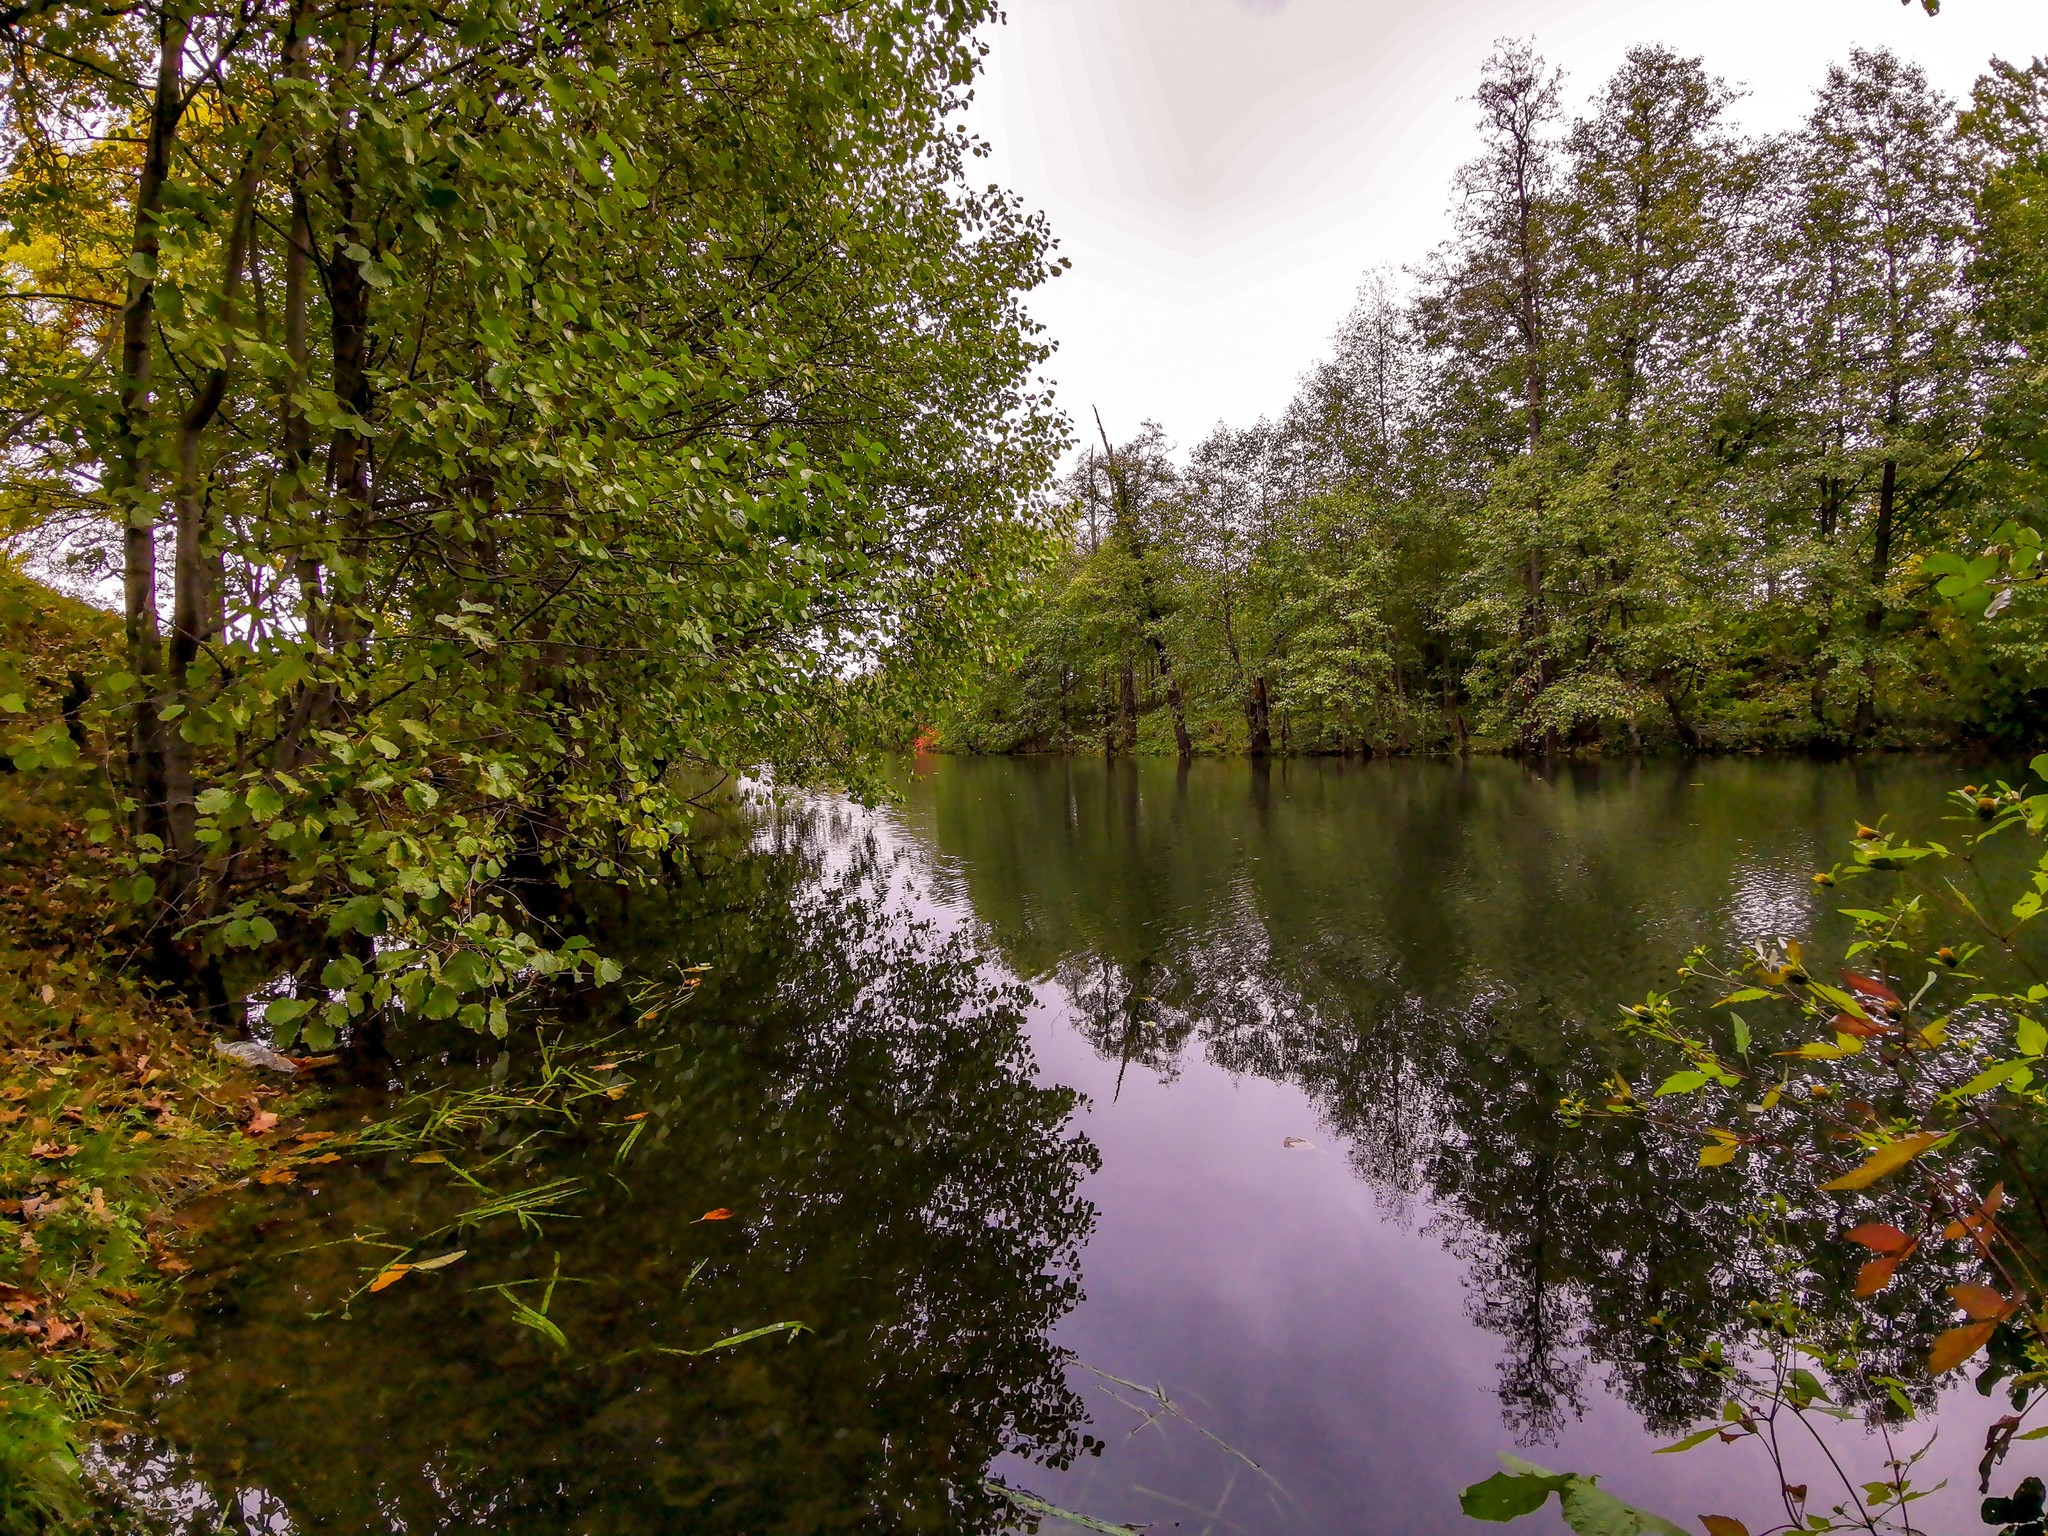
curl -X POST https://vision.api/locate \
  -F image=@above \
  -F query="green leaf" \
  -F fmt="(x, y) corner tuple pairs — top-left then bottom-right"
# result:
(1460, 1470), (1570, 1522)
(1654, 1071), (1710, 1096)
(2018, 1018), (2046, 1057)
(1728, 1013), (1751, 1060)
(1652, 1427), (1723, 1454)
(1558, 1480), (1692, 1536)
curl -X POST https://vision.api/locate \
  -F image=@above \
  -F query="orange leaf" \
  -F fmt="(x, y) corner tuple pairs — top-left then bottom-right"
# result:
(1856, 1255), (1904, 1296)
(1831, 1012), (1887, 1039)
(256, 1167), (297, 1186)
(698, 1208), (734, 1222)
(1950, 1283), (2016, 1322)
(245, 1109), (279, 1136)
(621, 1112), (648, 1122)
(368, 1263), (413, 1293)
(1945, 1184), (2005, 1241)
(303, 1153), (341, 1165)
(1929, 1319), (1998, 1373)
(1843, 970), (1902, 1008)
(1701, 1518), (1750, 1536)
(589, 1063), (619, 1072)
(1846, 1224), (1914, 1254)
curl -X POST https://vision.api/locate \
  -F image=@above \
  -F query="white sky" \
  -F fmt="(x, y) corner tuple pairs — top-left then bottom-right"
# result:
(968, 0), (2048, 453)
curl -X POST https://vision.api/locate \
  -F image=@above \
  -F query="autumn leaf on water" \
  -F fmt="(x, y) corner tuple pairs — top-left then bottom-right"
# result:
(699, 1208), (734, 1222)
(1929, 1320), (1998, 1374)
(411, 1250), (467, 1271)
(256, 1167), (297, 1185)
(369, 1263), (413, 1293)
(1845, 1224), (1914, 1254)
(1819, 1131), (1944, 1190)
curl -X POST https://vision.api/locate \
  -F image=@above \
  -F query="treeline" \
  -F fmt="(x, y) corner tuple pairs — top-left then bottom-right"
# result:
(941, 43), (2048, 757)
(0, 0), (1060, 1026)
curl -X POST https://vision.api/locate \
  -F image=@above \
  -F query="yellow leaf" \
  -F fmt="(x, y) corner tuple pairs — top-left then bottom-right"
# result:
(409, 1151), (447, 1164)
(369, 1263), (413, 1293)
(1702, 1518), (1750, 1536)
(1698, 1144), (1738, 1167)
(1819, 1132), (1944, 1191)
(411, 1249), (467, 1272)
(1928, 1319), (1998, 1374)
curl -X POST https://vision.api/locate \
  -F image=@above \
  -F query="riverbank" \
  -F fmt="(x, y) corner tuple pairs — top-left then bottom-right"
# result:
(0, 763), (353, 1528)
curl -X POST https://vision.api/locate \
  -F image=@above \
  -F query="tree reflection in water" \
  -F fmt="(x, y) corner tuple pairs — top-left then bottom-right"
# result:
(909, 755), (2029, 1447)
(128, 810), (1099, 1534)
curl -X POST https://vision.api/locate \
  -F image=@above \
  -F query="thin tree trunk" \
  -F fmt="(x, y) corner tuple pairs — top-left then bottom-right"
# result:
(112, 10), (192, 850)
(1856, 456), (1898, 739)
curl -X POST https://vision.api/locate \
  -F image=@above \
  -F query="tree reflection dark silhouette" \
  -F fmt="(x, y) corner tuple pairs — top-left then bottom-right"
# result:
(907, 755), (2023, 1443)
(144, 815), (1099, 1534)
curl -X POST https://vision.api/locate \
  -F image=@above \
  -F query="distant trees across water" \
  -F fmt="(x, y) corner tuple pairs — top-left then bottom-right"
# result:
(941, 43), (2048, 759)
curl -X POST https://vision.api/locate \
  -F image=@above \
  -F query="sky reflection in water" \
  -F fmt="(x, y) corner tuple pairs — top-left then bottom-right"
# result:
(136, 755), (2039, 1534)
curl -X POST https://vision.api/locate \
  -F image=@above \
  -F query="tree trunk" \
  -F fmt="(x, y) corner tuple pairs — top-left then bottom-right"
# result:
(1248, 674), (1272, 757)
(1855, 457), (1898, 739)
(113, 11), (192, 852)
(1118, 658), (1137, 754)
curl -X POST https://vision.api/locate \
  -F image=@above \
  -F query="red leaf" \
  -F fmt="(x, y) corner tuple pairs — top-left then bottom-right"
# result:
(698, 1208), (734, 1222)
(1831, 1012), (1888, 1039)
(1843, 970), (1902, 1008)
(1846, 1223), (1914, 1254)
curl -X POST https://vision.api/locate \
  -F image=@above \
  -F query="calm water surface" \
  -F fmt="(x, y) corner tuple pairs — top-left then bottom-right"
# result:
(120, 756), (2045, 1534)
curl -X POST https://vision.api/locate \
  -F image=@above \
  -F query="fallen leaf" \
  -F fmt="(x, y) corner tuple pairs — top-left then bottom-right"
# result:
(621, 1112), (648, 1122)
(699, 1208), (734, 1222)
(1819, 1132), (1943, 1191)
(256, 1167), (297, 1185)
(411, 1249), (467, 1271)
(1856, 1256), (1904, 1296)
(409, 1151), (448, 1164)
(27, 1141), (77, 1161)
(244, 1109), (279, 1136)
(129, 1130), (153, 1144)
(589, 1062), (620, 1072)
(369, 1264), (413, 1293)
(1846, 1224), (1914, 1254)
(1929, 1320), (1998, 1374)
(1701, 1518), (1750, 1536)
(1950, 1283), (2016, 1322)
(605, 1086), (628, 1100)
(303, 1152), (341, 1165)
(292, 1131), (335, 1145)
(39, 1315), (75, 1347)
(151, 1250), (190, 1276)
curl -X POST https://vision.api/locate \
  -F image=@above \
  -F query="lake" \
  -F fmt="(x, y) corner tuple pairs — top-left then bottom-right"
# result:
(110, 754), (2039, 1534)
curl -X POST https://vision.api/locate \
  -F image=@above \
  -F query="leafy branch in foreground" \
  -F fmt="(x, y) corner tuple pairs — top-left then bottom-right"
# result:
(1477, 763), (2048, 1534)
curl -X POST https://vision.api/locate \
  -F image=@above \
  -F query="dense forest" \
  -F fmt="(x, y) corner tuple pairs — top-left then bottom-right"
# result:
(939, 43), (2048, 758)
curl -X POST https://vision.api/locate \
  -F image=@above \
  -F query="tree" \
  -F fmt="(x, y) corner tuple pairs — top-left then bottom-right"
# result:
(0, 0), (1066, 1036)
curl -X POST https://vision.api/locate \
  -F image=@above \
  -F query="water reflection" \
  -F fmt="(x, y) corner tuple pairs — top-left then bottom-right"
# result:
(902, 755), (2038, 1529)
(131, 814), (1099, 1533)
(132, 755), (2041, 1535)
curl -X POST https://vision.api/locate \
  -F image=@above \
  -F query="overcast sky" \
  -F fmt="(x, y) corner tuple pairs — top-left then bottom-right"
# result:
(966, 0), (2048, 454)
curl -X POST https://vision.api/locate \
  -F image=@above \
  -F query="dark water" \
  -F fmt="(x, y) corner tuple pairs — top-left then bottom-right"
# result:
(116, 755), (2044, 1534)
